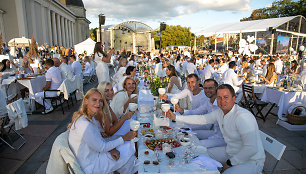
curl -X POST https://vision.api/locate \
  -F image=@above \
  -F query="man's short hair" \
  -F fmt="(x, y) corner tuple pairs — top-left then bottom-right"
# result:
(126, 66), (135, 75)
(70, 55), (76, 60)
(187, 73), (199, 81)
(217, 84), (235, 97)
(228, 61), (236, 69)
(45, 59), (54, 66)
(204, 79), (218, 88)
(209, 59), (214, 64)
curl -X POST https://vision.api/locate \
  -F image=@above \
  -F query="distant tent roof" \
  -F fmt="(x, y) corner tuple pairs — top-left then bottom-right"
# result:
(197, 15), (306, 36)
(74, 38), (96, 56)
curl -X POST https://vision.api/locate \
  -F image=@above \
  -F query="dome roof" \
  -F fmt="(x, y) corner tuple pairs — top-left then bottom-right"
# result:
(65, 0), (84, 7)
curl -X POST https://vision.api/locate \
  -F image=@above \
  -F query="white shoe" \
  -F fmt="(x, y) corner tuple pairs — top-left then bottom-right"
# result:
(42, 106), (54, 114)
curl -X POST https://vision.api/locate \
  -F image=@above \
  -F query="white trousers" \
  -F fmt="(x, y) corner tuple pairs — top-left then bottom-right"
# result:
(35, 91), (58, 110)
(194, 130), (227, 148)
(207, 146), (264, 174)
(235, 88), (243, 104)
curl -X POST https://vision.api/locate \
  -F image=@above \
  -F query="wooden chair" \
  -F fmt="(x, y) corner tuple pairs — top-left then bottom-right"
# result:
(260, 130), (286, 174)
(242, 83), (274, 121)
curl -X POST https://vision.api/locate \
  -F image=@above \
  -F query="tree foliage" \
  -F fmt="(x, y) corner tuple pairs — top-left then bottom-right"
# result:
(153, 25), (195, 49)
(0, 34), (3, 54)
(27, 34), (38, 63)
(241, 0), (306, 21)
(89, 27), (98, 42)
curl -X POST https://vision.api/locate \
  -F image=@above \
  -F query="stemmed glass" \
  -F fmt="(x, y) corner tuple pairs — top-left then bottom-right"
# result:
(158, 88), (166, 103)
(161, 104), (170, 117)
(129, 119), (140, 143)
(170, 98), (179, 113)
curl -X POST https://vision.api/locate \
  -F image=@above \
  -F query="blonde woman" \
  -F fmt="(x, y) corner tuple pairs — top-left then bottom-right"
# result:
(97, 82), (134, 136)
(110, 77), (137, 119)
(113, 58), (127, 84)
(68, 88), (137, 174)
(259, 63), (277, 86)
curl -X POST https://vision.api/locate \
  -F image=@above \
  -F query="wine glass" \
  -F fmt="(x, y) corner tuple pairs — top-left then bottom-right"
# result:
(158, 88), (166, 103)
(161, 103), (170, 117)
(170, 98), (179, 113)
(129, 119), (140, 142)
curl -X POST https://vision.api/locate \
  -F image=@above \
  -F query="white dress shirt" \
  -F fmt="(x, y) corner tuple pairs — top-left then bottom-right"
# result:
(218, 64), (229, 74)
(202, 64), (215, 80)
(275, 59), (283, 74)
(71, 61), (82, 76)
(176, 105), (265, 166)
(186, 62), (198, 75)
(222, 68), (243, 92)
(83, 62), (92, 76)
(46, 66), (62, 90)
(168, 89), (208, 110)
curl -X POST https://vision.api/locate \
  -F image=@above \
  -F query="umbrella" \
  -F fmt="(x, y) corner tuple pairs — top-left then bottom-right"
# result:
(8, 36), (31, 47)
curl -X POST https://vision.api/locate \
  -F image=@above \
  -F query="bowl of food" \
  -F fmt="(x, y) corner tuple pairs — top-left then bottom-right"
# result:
(180, 137), (190, 146)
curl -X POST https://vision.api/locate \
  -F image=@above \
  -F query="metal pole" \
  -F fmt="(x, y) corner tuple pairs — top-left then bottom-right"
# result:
(159, 32), (162, 53)
(99, 25), (102, 42)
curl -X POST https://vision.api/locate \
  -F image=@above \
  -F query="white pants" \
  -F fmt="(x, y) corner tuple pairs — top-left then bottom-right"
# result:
(235, 88), (243, 104)
(194, 130), (227, 148)
(207, 146), (264, 174)
(35, 91), (58, 110)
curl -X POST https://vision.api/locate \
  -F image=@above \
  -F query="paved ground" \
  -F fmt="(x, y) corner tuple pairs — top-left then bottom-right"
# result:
(0, 79), (306, 174)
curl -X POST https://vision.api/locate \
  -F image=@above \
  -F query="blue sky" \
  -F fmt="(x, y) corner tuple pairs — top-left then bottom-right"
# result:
(84, 0), (276, 34)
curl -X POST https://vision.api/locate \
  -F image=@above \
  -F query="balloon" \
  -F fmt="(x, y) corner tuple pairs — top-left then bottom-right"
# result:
(239, 39), (247, 48)
(249, 44), (258, 52)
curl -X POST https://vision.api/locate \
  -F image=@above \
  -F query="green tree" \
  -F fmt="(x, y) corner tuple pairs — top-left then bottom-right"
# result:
(153, 25), (195, 49)
(89, 27), (98, 41)
(241, 0), (305, 21)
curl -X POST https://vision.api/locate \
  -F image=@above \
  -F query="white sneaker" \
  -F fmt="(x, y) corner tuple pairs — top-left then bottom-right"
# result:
(42, 106), (54, 114)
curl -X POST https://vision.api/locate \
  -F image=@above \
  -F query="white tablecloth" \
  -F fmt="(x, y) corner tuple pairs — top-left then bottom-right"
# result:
(137, 89), (219, 174)
(261, 87), (306, 121)
(58, 75), (83, 100)
(17, 76), (46, 99)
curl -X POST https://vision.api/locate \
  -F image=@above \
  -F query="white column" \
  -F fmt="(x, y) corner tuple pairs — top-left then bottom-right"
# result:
(148, 32), (151, 52)
(40, 5), (47, 44)
(15, 0), (27, 37)
(69, 21), (73, 47)
(110, 29), (113, 48)
(270, 33), (274, 55)
(51, 11), (57, 45)
(47, 8), (52, 46)
(71, 22), (75, 46)
(56, 14), (62, 46)
(65, 19), (69, 47)
(0, 11), (6, 42)
(61, 16), (66, 47)
(31, 0), (37, 39)
(132, 32), (136, 54)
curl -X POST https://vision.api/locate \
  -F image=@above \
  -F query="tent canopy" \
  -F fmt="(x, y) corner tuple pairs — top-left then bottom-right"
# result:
(74, 38), (96, 56)
(8, 36), (31, 47)
(197, 15), (305, 36)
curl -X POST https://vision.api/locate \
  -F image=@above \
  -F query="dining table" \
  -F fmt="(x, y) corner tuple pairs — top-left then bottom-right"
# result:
(136, 86), (220, 174)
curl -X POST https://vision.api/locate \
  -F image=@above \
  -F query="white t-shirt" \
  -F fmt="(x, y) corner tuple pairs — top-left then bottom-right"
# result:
(46, 66), (62, 90)
(71, 61), (82, 76)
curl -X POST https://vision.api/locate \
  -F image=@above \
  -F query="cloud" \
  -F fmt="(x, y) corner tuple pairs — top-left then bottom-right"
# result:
(83, 0), (250, 21)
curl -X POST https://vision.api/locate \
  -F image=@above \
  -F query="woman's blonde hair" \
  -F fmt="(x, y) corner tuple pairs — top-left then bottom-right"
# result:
(67, 88), (111, 130)
(117, 58), (127, 70)
(97, 81), (112, 97)
(122, 77), (138, 94)
(266, 63), (276, 81)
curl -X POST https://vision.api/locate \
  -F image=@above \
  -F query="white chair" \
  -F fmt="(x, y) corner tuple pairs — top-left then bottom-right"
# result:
(259, 130), (286, 174)
(46, 131), (85, 174)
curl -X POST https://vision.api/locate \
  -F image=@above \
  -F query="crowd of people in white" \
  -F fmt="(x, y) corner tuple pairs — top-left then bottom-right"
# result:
(1, 41), (306, 173)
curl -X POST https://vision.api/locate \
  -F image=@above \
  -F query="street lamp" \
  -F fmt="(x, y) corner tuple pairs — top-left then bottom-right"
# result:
(98, 14), (105, 42)
(299, 45), (305, 71)
(159, 22), (166, 53)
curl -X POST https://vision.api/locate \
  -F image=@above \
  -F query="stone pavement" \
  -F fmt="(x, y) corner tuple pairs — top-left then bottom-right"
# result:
(1, 81), (306, 174)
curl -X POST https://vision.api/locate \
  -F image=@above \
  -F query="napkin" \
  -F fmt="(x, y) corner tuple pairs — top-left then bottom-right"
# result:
(191, 155), (222, 170)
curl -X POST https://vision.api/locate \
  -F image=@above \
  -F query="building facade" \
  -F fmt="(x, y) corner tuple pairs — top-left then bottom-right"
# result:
(0, 0), (90, 48)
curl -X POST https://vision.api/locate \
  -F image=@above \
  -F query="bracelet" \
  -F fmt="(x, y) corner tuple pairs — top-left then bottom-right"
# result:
(226, 159), (232, 167)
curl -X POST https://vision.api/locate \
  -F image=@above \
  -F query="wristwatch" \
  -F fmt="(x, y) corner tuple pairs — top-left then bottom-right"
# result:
(226, 159), (232, 167)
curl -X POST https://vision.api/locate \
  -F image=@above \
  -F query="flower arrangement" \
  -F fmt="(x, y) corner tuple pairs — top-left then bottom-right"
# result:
(147, 76), (170, 96)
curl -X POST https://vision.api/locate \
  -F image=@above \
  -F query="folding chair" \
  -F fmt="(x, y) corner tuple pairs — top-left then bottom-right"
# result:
(242, 83), (275, 121)
(1, 99), (27, 150)
(43, 90), (65, 114)
(260, 130), (286, 174)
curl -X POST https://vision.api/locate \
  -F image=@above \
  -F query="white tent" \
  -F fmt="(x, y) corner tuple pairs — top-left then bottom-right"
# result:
(74, 38), (96, 56)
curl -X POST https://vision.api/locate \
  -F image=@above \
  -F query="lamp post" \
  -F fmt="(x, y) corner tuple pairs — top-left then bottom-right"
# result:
(299, 45), (305, 71)
(98, 14), (105, 43)
(160, 22), (166, 53)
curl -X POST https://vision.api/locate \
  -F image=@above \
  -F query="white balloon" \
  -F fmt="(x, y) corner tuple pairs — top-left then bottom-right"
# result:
(247, 35), (255, 43)
(239, 48), (244, 54)
(249, 44), (258, 52)
(289, 47), (294, 52)
(239, 39), (247, 48)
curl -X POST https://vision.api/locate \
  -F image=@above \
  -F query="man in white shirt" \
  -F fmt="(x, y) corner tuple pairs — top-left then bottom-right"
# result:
(186, 58), (198, 76)
(274, 57), (283, 75)
(154, 57), (165, 77)
(70, 55), (82, 77)
(202, 59), (216, 81)
(175, 79), (226, 148)
(222, 61), (245, 103)
(160, 74), (207, 110)
(35, 59), (62, 114)
(167, 84), (265, 174)
(53, 57), (73, 80)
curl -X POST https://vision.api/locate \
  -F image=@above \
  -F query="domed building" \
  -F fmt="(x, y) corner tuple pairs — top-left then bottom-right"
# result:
(0, 0), (90, 47)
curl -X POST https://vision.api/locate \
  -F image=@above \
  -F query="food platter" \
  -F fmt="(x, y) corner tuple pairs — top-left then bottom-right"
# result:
(144, 138), (181, 150)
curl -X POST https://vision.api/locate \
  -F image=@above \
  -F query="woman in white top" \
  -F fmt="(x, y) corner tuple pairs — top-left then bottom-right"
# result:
(82, 56), (92, 76)
(113, 58), (127, 85)
(259, 63), (277, 86)
(166, 65), (183, 93)
(94, 42), (115, 83)
(110, 77), (138, 119)
(97, 82), (134, 136)
(68, 88), (137, 174)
